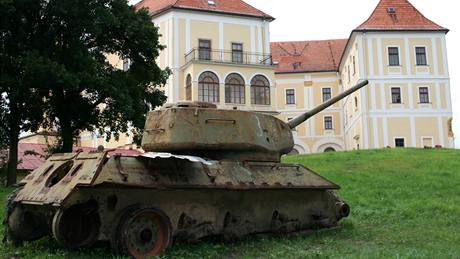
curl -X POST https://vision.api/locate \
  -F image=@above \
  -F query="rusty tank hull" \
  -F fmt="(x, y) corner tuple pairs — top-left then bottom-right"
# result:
(5, 151), (349, 257)
(6, 81), (368, 258)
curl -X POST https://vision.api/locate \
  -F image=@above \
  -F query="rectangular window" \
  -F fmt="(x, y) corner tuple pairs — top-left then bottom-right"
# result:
(324, 116), (333, 130)
(395, 138), (405, 148)
(199, 39), (211, 60)
(388, 47), (400, 66)
(348, 65), (351, 83)
(322, 88), (332, 102)
(422, 137), (433, 148)
(419, 87), (430, 103)
(232, 43), (243, 63)
(352, 56), (356, 75)
(285, 89), (295, 105)
(416, 47), (427, 66)
(391, 87), (401, 104)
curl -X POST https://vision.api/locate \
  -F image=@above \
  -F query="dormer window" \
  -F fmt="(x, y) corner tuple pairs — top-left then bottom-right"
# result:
(387, 7), (396, 13)
(292, 62), (302, 70)
(207, 0), (215, 6)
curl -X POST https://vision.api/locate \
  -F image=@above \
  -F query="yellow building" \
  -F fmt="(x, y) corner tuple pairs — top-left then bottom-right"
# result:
(271, 40), (348, 153)
(24, 0), (452, 153)
(272, 0), (454, 153)
(129, 0), (453, 153)
(136, 0), (277, 113)
(76, 0), (278, 149)
(339, 0), (454, 151)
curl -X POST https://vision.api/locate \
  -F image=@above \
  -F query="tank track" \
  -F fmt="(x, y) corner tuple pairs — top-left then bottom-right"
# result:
(57, 186), (349, 246)
(3, 188), (21, 245)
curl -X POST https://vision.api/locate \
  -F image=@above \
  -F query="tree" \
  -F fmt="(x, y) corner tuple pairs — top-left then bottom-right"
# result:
(0, 0), (48, 186)
(0, 0), (168, 185)
(32, 0), (169, 152)
(0, 108), (8, 174)
(0, 107), (7, 149)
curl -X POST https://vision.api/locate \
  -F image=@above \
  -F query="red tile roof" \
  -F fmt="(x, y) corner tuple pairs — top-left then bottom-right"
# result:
(135, 0), (274, 20)
(16, 143), (142, 171)
(270, 39), (348, 74)
(356, 0), (447, 32)
(17, 143), (47, 171)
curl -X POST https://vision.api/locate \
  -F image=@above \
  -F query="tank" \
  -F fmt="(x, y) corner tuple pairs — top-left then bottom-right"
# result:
(4, 81), (369, 258)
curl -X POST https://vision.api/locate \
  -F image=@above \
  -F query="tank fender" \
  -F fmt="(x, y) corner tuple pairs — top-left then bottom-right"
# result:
(13, 152), (108, 206)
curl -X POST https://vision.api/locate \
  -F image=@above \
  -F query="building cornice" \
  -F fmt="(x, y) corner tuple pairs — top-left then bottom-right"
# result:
(353, 28), (449, 34)
(149, 6), (275, 22)
(274, 69), (338, 75)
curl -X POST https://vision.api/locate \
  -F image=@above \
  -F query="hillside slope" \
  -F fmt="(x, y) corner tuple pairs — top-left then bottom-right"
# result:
(1, 148), (460, 258)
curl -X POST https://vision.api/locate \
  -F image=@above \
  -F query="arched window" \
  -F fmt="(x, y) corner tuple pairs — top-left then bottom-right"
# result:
(225, 73), (245, 104)
(198, 71), (220, 103)
(185, 74), (192, 101)
(251, 75), (270, 105)
(324, 147), (336, 152)
(288, 148), (300, 156)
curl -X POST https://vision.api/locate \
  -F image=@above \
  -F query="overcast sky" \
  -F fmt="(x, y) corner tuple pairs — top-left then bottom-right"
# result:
(130, 0), (459, 148)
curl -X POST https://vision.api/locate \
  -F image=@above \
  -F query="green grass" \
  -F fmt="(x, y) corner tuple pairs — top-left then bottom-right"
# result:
(1, 148), (460, 258)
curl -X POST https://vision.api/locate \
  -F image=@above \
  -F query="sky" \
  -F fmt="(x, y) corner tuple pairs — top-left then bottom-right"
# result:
(129, 0), (459, 148)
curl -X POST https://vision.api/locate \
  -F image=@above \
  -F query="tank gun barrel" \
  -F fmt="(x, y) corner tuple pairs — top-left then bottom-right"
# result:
(287, 80), (369, 129)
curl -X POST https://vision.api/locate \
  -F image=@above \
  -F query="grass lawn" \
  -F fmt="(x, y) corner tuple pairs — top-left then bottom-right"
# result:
(1, 148), (460, 258)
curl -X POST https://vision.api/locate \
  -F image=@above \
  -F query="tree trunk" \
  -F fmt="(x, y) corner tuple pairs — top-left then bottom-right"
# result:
(6, 128), (19, 186)
(61, 122), (74, 153)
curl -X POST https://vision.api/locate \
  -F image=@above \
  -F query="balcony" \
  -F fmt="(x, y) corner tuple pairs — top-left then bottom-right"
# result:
(185, 48), (273, 66)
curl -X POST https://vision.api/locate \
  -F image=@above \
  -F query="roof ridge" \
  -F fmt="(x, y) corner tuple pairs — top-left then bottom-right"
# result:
(327, 42), (337, 69)
(167, 0), (181, 12)
(299, 42), (309, 56)
(356, 0), (381, 29)
(402, 0), (445, 29)
(290, 42), (299, 55)
(277, 44), (295, 56)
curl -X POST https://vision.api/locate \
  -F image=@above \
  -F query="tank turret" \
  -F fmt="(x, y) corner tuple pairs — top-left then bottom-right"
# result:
(142, 80), (369, 161)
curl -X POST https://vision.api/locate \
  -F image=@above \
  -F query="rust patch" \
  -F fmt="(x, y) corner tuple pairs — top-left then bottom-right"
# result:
(115, 156), (129, 182)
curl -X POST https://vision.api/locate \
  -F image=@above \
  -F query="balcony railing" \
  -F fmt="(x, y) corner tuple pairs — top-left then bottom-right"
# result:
(185, 48), (273, 66)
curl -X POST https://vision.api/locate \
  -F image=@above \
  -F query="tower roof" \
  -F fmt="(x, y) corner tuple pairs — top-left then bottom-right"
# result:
(135, 0), (274, 21)
(355, 0), (448, 32)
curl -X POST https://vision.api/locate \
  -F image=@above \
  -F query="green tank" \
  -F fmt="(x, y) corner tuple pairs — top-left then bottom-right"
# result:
(4, 81), (368, 258)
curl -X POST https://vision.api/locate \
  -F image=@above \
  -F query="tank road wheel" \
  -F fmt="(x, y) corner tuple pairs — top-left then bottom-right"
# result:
(113, 208), (172, 258)
(52, 201), (101, 249)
